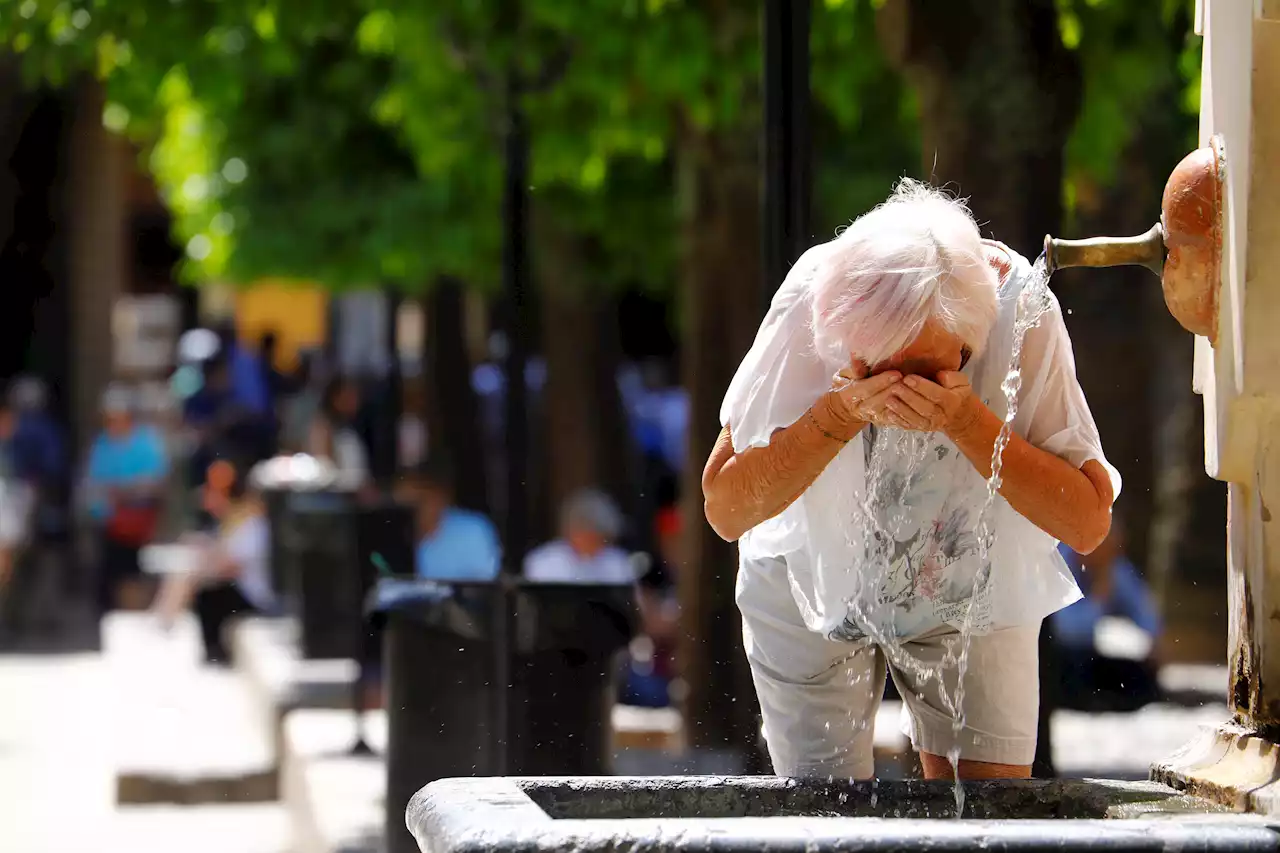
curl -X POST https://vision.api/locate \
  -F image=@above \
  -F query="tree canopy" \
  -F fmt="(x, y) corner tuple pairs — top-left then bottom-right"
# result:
(0, 0), (1199, 290)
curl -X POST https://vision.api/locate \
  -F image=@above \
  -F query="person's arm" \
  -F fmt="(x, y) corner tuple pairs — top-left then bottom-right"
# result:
(883, 299), (1114, 554)
(702, 367), (904, 542)
(944, 397), (1113, 554)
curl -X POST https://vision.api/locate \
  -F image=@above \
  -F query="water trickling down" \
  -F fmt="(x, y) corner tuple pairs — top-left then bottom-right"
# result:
(834, 255), (1055, 817)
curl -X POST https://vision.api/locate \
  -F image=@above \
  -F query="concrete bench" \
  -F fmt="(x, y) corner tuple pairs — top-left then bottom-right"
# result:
(282, 708), (387, 853)
(104, 613), (277, 805)
(230, 617), (360, 761)
(610, 705), (684, 752)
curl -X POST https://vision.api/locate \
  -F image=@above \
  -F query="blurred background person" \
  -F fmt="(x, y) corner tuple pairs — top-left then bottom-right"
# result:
(83, 386), (169, 614)
(620, 501), (682, 708)
(154, 456), (273, 664)
(307, 376), (371, 489)
(524, 489), (635, 584)
(1053, 519), (1165, 712)
(402, 460), (501, 581)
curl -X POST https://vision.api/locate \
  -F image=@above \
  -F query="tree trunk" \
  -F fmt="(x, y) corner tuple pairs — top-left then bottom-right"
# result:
(0, 58), (35, 252)
(536, 219), (631, 536)
(677, 126), (765, 762)
(876, 0), (1080, 256)
(423, 278), (489, 513)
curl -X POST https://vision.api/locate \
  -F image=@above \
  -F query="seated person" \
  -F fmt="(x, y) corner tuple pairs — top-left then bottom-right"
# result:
(621, 505), (682, 708)
(403, 460), (502, 581)
(155, 457), (274, 664)
(1052, 520), (1163, 712)
(524, 489), (636, 584)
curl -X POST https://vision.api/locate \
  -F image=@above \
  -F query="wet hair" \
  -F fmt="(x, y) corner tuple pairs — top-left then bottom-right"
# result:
(561, 489), (623, 542)
(810, 179), (999, 369)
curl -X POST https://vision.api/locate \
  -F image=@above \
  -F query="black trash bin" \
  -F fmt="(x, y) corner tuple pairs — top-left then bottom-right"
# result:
(261, 486), (297, 604)
(378, 579), (635, 853)
(507, 582), (637, 776)
(288, 489), (363, 660)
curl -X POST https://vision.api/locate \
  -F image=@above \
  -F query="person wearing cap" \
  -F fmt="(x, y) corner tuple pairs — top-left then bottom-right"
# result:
(84, 387), (168, 613)
(523, 489), (636, 584)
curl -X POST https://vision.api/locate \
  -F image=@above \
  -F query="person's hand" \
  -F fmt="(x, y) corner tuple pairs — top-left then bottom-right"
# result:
(816, 359), (904, 436)
(883, 371), (983, 436)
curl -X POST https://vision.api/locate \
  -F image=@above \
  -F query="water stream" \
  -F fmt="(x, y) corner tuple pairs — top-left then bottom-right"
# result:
(835, 255), (1055, 817)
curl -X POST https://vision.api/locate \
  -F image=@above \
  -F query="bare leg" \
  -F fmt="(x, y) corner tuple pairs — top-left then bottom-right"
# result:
(919, 751), (1031, 780)
(153, 571), (202, 628)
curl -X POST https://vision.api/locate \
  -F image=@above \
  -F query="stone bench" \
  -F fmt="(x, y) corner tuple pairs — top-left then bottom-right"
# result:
(230, 616), (361, 761)
(282, 708), (387, 853)
(104, 613), (277, 805)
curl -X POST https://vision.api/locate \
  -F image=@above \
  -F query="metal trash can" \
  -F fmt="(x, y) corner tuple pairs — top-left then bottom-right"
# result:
(377, 579), (635, 853)
(507, 582), (636, 776)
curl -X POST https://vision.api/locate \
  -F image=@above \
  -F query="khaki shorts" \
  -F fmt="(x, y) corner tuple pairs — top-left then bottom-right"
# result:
(737, 555), (1040, 779)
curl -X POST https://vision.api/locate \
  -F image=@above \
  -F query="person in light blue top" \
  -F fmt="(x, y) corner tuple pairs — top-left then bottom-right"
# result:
(1052, 520), (1163, 712)
(84, 387), (169, 613)
(408, 460), (501, 581)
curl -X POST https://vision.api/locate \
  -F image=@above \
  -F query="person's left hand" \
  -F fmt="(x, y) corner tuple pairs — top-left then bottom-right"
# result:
(884, 371), (982, 436)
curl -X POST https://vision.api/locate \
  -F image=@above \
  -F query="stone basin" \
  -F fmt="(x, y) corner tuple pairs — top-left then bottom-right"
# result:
(407, 775), (1280, 852)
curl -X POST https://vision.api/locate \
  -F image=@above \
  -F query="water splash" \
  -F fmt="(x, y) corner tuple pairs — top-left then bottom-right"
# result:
(833, 255), (1055, 817)
(945, 256), (1054, 815)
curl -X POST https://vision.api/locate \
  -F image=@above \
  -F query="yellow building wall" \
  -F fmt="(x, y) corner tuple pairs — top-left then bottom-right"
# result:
(233, 280), (328, 370)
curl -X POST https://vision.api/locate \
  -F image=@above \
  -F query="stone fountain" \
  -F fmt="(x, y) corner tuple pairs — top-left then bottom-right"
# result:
(1051, 0), (1280, 816)
(402, 3), (1280, 849)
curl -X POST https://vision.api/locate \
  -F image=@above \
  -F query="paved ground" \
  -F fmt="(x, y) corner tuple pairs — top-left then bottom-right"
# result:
(0, 648), (1234, 852)
(0, 653), (289, 853)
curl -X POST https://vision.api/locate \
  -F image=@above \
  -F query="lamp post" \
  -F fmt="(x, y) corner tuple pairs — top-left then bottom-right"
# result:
(762, 0), (812, 310)
(493, 12), (531, 776)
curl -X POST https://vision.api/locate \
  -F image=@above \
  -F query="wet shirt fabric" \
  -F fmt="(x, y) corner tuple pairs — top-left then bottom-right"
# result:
(721, 241), (1121, 642)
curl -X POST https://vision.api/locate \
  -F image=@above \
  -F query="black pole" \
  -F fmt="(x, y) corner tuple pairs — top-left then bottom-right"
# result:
(762, 0), (812, 311)
(495, 19), (530, 776)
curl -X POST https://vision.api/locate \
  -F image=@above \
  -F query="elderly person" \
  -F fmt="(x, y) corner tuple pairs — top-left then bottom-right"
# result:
(702, 180), (1119, 782)
(524, 489), (636, 584)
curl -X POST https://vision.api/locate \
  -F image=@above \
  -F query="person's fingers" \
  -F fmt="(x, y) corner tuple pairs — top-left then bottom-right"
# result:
(934, 371), (970, 391)
(856, 385), (900, 415)
(849, 358), (870, 381)
(885, 396), (931, 430)
(902, 374), (950, 404)
(852, 370), (902, 399)
(890, 384), (941, 419)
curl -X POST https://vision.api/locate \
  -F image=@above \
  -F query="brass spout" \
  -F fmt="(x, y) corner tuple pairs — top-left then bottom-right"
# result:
(1043, 223), (1166, 278)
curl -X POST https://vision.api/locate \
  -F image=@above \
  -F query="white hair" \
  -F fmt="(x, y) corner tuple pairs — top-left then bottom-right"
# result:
(810, 179), (999, 369)
(561, 489), (623, 542)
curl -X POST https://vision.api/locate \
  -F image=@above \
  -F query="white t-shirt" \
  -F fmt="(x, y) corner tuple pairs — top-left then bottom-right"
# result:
(225, 514), (274, 610)
(332, 428), (369, 484)
(723, 244), (1121, 641)
(523, 540), (637, 585)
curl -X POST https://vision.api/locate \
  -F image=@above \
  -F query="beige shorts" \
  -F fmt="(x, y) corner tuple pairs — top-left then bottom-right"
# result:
(737, 555), (1040, 779)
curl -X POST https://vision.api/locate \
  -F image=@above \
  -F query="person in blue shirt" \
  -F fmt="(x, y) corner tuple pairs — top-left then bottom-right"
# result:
(1052, 521), (1164, 712)
(409, 460), (501, 581)
(85, 388), (169, 613)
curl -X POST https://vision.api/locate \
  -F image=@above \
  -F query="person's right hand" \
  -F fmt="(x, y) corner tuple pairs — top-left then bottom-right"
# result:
(820, 359), (904, 433)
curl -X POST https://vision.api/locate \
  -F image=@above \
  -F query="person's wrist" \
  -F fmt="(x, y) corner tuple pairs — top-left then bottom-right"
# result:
(944, 396), (985, 441)
(813, 392), (862, 442)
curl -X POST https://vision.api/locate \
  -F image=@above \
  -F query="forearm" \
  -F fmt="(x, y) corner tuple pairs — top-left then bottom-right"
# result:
(948, 404), (1111, 553)
(703, 393), (861, 541)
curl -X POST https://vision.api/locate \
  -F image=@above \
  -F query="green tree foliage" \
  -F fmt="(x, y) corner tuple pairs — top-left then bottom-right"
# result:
(1055, 0), (1201, 222)
(2, 1), (492, 288)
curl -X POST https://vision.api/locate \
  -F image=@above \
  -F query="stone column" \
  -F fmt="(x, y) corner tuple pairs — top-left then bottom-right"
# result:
(1154, 1), (1280, 812)
(65, 80), (128, 450)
